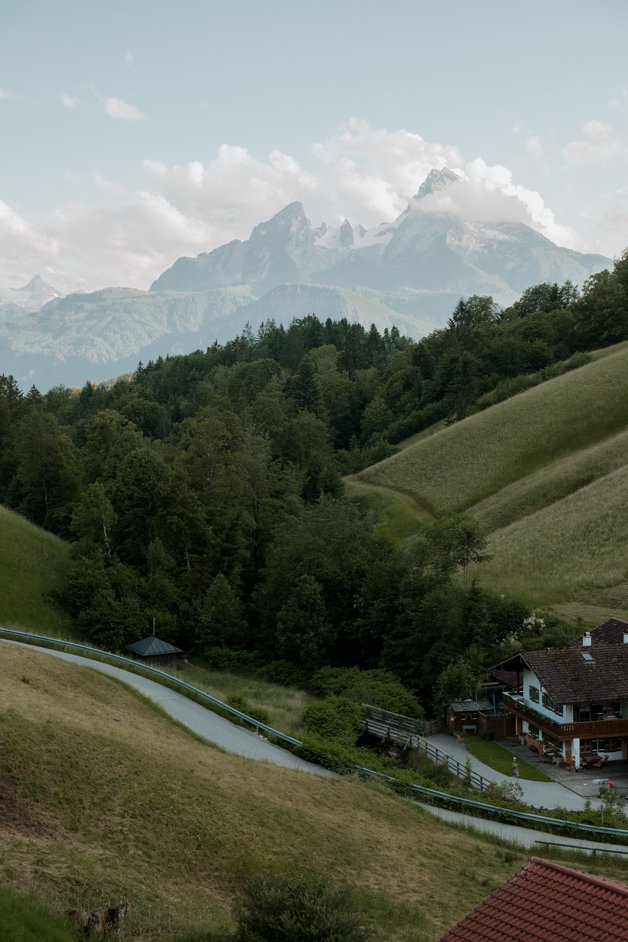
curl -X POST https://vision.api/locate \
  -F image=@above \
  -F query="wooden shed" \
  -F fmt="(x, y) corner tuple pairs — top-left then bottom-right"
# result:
(125, 635), (183, 670)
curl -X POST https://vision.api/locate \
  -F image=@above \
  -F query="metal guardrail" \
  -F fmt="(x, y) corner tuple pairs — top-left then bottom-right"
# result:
(0, 627), (301, 746)
(354, 767), (628, 843)
(4, 627), (628, 846)
(362, 717), (490, 790)
(535, 840), (628, 857)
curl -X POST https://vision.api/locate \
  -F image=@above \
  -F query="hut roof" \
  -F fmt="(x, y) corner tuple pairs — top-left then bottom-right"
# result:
(125, 636), (183, 657)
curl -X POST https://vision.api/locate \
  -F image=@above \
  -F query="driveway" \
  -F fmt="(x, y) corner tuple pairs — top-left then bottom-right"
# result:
(426, 733), (602, 811)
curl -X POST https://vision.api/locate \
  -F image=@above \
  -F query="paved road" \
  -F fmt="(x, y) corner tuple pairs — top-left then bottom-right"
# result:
(427, 733), (601, 811)
(419, 803), (628, 857)
(2, 640), (328, 775)
(7, 639), (628, 857)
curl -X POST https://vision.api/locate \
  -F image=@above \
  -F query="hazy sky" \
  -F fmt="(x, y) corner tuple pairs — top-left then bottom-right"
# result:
(1, 0), (628, 292)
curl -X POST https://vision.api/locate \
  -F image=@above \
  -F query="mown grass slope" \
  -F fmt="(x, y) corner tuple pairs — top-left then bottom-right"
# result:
(354, 343), (628, 615)
(0, 643), (537, 941)
(0, 505), (74, 635)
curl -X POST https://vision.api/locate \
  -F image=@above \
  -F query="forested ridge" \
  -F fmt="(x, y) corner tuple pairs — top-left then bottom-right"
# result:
(2, 253), (628, 710)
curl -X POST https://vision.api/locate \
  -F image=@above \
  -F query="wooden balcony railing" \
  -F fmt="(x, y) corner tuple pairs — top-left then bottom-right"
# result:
(503, 693), (628, 740)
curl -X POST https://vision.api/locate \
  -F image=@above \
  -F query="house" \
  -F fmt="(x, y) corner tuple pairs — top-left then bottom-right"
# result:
(494, 618), (628, 769)
(125, 635), (183, 670)
(439, 857), (628, 941)
(445, 699), (493, 734)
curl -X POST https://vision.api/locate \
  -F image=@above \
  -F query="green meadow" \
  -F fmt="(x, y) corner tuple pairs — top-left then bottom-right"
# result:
(354, 343), (628, 619)
(0, 643), (530, 941)
(0, 505), (74, 635)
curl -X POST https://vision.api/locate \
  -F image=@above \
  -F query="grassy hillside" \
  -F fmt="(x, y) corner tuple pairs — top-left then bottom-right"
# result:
(0, 643), (539, 941)
(354, 343), (628, 616)
(0, 505), (74, 635)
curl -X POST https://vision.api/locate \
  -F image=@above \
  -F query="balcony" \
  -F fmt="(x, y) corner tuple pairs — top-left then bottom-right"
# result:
(503, 693), (628, 740)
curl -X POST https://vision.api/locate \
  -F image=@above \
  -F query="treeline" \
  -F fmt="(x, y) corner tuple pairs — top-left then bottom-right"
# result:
(1, 253), (627, 707)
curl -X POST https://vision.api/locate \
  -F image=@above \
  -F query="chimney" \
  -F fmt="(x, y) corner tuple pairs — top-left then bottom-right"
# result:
(582, 631), (592, 648)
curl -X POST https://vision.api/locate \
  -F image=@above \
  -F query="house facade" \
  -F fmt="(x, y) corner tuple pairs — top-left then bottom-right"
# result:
(495, 619), (628, 769)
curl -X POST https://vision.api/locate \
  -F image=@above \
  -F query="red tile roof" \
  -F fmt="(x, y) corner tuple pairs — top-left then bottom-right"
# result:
(439, 858), (628, 942)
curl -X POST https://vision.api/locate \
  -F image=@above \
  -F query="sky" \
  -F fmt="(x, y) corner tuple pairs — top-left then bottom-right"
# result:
(1, 0), (628, 293)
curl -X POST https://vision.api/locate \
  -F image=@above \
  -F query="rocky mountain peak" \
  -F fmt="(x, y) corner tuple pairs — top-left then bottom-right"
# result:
(415, 167), (460, 200)
(250, 201), (309, 242)
(339, 219), (354, 247)
(14, 274), (61, 296)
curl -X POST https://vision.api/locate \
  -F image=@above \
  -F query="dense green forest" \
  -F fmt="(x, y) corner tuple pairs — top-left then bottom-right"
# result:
(2, 252), (628, 710)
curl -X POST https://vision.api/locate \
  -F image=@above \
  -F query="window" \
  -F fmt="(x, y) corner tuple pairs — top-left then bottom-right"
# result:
(581, 738), (622, 753)
(542, 691), (564, 716)
(529, 686), (540, 703)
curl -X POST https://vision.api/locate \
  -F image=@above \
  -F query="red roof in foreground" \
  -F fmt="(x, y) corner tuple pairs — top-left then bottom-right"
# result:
(439, 858), (628, 942)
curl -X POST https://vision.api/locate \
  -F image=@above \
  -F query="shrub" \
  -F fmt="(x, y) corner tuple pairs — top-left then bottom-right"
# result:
(233, 873), (373, 942)
(309, 667), (423, 717)
(301, 698), (363, 746)
(259, 659), (311, 688)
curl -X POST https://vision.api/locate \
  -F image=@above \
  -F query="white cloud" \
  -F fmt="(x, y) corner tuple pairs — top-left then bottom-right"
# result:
(125, 51), (134, 66)
(0, 120), (595, 292)
(104, 97), (145, 121)
(59, 93), (79, 108)
(0, 88), (15, 100)
(575, 188), (628, 258)
(0, 199), (59, 290)
(562, 120), (627, 164)
(94, 174), (130, 197)
(401, 155), (577, 248)
(312, 118), (463, 222)
(526, 135), (543, 160)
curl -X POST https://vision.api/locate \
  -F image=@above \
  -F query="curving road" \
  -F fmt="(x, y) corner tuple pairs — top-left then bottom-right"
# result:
(2, 640), (328, 775)
(5, 639), (628, 857)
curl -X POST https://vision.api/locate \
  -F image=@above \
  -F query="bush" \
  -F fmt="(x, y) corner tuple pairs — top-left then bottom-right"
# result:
(233, 873), (373, 942)
(301, 698), (363, 746)
(259, 659), (311, 688)
(309, 667), (423, 717)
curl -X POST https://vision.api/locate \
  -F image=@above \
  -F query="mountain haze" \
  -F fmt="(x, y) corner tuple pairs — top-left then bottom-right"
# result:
(153, 168), (609, 304)
(0, 169), (611, 389)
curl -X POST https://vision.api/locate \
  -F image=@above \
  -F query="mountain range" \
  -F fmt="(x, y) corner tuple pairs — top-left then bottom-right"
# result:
(0, 168), (611, 390)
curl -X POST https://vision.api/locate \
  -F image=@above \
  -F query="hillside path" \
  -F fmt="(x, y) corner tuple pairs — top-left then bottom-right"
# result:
(2, 640), (329, 775)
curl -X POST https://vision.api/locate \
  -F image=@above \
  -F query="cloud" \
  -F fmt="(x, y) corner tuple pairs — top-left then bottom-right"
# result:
(0, 120), (591, 293)
(526, 135), (543, 160)
(94, 174), (130, 197)
(125, 51), (134, 66)
(575, 187), (628, 258)
(312, 118), (463, 221)
(59, 93), (79, 108)
(0, 199), (59, 290)
(562, 120), (627, 164)
(104, 97), (145, 121)
(400, 155), (577, 248)
(0, 88), (15, 100)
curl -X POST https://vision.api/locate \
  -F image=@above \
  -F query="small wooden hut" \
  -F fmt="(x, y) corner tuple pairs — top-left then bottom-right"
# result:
(125, 635), (183, 670)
